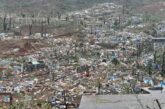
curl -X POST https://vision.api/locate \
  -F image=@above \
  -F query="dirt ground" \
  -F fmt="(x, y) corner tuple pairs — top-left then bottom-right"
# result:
(0, 39), (49, 58)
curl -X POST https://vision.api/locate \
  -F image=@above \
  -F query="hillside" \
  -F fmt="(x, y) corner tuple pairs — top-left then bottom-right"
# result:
(0, 0), (111, 15)
(0, 0), (164, 16)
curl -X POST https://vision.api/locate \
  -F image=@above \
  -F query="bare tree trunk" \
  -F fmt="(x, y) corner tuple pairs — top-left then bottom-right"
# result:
(3, 14), (7, 32)
(29, 24), (32, 36)
(63, 90), (68, 109)
(41, 19), (44, 37)
(9, 17), (12, 31)
(47, 16), (50, 25)
(57, 12), (61, 20)
(12, 18), (15, 28)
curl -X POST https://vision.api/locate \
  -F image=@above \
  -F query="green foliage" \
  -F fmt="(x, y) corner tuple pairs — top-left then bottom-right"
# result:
(111, 58), (120, 66)
(42, 102), (52, 109)
(125, 20), (132, 27)
(143, 12), (151, 22)
(77, 65), (90, 73)
(9, 102), (24, 109)
(160, 71), (165, 77)
(121, 83), (132, 94)
(95, 79), (102, 88)
(113, 19), (120, 30)
(154, 52), (165, 65)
